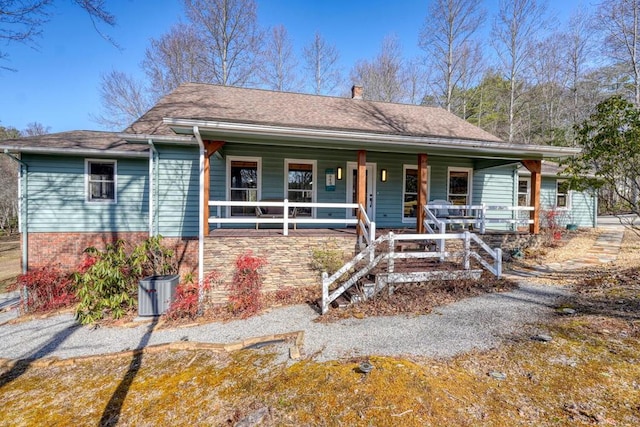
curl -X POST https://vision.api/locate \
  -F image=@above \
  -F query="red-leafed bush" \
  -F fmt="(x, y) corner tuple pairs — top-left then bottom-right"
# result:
(11, 266), (77, 314)
(227, 251), (267, 318)
(165, 272), (219, 320)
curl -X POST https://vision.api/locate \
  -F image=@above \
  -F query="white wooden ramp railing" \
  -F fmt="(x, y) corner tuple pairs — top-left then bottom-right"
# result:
(321, 230), (502, 314)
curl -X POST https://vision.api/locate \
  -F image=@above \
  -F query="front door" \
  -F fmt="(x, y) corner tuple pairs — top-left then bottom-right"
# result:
(346, 162), (376, 220)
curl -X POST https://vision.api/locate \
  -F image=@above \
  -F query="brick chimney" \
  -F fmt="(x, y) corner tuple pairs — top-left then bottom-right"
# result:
(351, 85), (363, 100)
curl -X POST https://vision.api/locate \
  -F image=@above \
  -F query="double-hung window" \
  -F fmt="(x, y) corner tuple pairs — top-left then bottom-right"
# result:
(86, 160), (116, 203)
(556, 180), (570, 209)
(518, 178), (530, 207)
(447, 167), (472, 206)
(228, 157), (260, 216)
(286, 160), (315, 217)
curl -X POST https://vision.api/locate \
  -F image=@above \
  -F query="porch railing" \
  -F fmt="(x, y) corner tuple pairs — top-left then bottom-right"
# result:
(425, 204), (534, 234)
(321, 230), (502, 314)
(208, 199), (375, 239)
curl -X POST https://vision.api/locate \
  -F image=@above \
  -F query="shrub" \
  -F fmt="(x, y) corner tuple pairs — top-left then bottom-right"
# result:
(165, 272), (219, 320)
(73, 236), (180, 324)
(227, 251), (267, 318)
(11, 266), (77, 314)
(310, 241), (347, 275)
(73, 240), (142, 324)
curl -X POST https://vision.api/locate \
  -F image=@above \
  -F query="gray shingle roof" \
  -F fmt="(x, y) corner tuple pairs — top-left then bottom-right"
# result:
(0, 131), (147, 154)
(127, 83), (503, 143)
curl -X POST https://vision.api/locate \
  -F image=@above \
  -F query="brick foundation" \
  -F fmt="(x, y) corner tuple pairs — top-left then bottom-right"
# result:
(25, 232), (198, 276)
(203, 234), (355, 302)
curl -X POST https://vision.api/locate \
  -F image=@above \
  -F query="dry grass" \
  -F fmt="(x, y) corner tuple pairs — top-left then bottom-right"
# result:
(2, 228), (640, 426)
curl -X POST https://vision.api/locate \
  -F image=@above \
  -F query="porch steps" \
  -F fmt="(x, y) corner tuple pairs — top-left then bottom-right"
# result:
(330, 260), (483, 309)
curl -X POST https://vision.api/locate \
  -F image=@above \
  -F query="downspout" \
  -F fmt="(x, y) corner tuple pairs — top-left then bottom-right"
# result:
(148, 139), (159, 236)
(193, 126), (205, 305)
(3, 150), (28, 274)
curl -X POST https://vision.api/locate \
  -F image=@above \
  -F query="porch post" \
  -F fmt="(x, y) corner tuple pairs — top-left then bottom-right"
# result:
(203, 141), (225, 236)
(522, 159), (541, 234)
(357, 150), (367, 239)
(416, 154), (428, 233)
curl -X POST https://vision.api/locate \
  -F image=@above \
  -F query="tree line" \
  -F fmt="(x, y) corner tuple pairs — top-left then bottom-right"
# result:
(93, 0), (640, 149)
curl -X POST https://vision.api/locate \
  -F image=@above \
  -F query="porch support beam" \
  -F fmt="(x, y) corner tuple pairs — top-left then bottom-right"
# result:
(522, 159), (541, 234)
(203, 141), (225, 236)
(417, 153), (428, 233)
(357, 150), (366, 238)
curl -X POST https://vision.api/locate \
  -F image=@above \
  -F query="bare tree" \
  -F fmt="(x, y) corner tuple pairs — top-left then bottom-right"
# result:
(259, 25), (300, 91)
(596, 0), (640, 106)
(302, 32), (342, 95)
(94, 70), (152, 130)
(563, 8), (597, 129)
(452, 40), (485, 118)
(142, 23), (212, 101)
(23, 121), (50, 136)
(419, 0), (485, 112)
(492, 0), (548, 142)
(183, 0), (262, 87)
(403, 58), (429, 105)
(0, 126), (21, 234)
(522, 33), (570, 144)
(350, 35), (408, 103)
(0, 0), (116, 68)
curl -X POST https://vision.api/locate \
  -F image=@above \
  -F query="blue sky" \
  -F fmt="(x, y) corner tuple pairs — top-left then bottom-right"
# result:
(0, 0), (590, 133)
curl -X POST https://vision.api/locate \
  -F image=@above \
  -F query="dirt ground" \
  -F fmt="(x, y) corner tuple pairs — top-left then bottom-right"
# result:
(0, 235), (20, 293)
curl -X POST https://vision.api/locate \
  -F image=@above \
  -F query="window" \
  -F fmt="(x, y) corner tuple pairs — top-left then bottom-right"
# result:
(86, 160), (116, 203)
(402, 165), (429, 220)
(556, 180), (570, 208)
(518, 178), (530, 206)
(286, 160), (315, 217)
(228, 157), (260, 216)
(447, 168), (472, 205)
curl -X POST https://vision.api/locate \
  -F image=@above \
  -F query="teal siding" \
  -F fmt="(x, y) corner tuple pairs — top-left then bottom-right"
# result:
(210, 143), (485, 228)
(24, 154), (148, 232)
(473, 165), (517, 231)
(156, 145), (200, 237)
(539, 177), (596, 227)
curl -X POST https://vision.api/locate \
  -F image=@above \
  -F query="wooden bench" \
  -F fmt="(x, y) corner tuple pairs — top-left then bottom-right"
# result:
(255, 199), (297, 230)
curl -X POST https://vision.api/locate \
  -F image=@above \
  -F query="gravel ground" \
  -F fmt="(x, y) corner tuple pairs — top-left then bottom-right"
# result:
(0, 281), (568, 362)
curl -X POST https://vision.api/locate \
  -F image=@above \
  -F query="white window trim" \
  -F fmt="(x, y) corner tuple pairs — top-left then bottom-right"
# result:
(284, 159), (317, 217)
(518, 177), (531, 206)
(447, 167), (473, 205)
(556, 179), (572, 210)
(226, 155), (262, 217)
(85, 159), (117, 204)
(402, 164), (430, 223)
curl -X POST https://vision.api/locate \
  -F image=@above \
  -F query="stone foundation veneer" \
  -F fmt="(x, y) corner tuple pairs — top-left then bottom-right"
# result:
(25, 232), (198, 276)
(203, 234), (356, 302)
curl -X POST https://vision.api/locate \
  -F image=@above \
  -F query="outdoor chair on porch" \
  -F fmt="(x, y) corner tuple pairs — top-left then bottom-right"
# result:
(428, 200), (474, 231)
(255, 199), (297, 230)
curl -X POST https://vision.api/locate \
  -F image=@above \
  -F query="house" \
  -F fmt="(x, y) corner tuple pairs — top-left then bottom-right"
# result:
(517, 161), (597, 229)
(1, 83), (591, 298)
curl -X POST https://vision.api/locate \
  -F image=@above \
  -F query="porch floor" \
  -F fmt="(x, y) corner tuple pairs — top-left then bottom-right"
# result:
(206, 227), (531, 238)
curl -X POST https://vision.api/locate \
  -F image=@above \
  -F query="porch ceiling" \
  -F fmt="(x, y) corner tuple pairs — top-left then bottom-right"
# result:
(164, 118), (580, 161)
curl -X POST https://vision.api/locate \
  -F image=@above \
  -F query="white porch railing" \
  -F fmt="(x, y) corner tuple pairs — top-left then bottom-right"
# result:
(321, 230), (502, 314)
(425, 204), (535, 234)
(208, 199), (376, 239)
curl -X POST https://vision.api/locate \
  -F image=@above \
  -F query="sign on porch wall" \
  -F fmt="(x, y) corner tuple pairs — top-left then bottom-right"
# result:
(325, 168), (336, 191)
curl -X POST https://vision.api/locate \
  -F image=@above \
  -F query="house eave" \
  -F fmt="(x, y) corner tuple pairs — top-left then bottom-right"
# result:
(118, 133), (197, 145)
(163, 118), (581, 159)
(0, 145), (149, 158)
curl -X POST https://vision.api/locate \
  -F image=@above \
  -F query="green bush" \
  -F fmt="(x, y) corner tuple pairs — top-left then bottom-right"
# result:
(73, 236), (177, 325)
(310, 241), (347, 276)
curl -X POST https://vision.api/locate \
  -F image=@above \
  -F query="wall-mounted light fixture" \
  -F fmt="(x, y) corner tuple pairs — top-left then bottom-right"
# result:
(380, 168), (388, 182)
(337, 166), (343, 180)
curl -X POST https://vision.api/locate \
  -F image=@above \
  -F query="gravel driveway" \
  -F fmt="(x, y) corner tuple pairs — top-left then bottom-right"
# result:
(0, 281), (568, 363)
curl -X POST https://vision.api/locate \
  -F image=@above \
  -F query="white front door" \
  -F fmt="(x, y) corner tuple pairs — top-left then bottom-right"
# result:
(346, 162), (376, 220)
